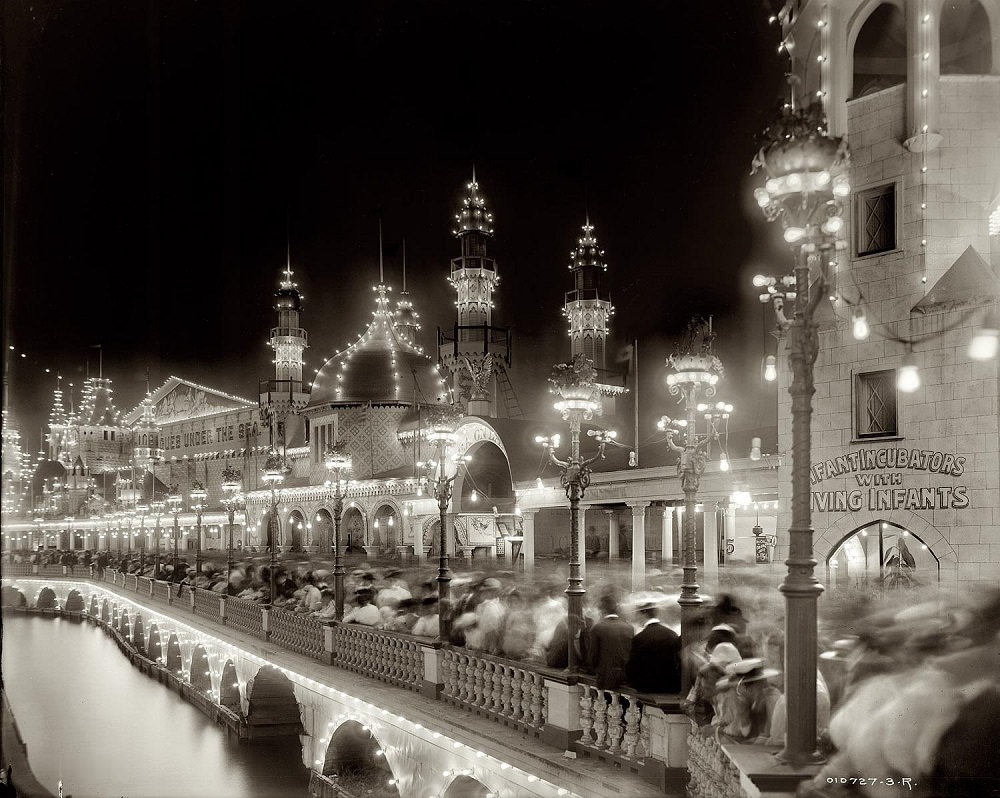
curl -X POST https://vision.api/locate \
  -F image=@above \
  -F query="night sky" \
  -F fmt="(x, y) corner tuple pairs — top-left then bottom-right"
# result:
(3, 0), (789, 455)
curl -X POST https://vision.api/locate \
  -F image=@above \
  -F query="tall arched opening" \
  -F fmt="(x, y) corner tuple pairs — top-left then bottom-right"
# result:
(322, 720), (399, 798)
(852, 2), (907, 98)
(245, 665), (302, 737)
(342, 506), (365, 552)
(288, 510), (306, 551)
(453, 441), (514, 515)
(941, 0), (993, 74)
(314, 508), (333, 552)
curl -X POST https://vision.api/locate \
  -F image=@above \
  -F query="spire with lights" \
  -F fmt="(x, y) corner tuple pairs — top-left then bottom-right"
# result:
(133, 372), (163, 470)
(394, 241), (421, 347)
(439, 169), (515, 417)
(261, 254), (311, 427)
(563, 216), (614, 371)
(47, 374), (72, 464)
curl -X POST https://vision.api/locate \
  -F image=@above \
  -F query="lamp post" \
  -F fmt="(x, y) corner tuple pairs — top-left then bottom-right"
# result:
(220, 465), (244, 596)
(751, 101), (849, 766)
(421, 403), (465, 641)
(167, 484), (183, 572)
(323, 443), (352, 621)
(64, 515), (73, 551)
(190, 481), (207, 575)
(151, 499), (165, 578)
(261, 450), (288, 605)
(539, 355), (614, 673)
(659, 319), (729, 690)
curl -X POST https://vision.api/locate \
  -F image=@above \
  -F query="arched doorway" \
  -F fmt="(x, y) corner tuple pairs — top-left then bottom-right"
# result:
(826, 520), (940, 591)
(342, 506), (365, 553)
(314, 508), (333, 552)
(322, 720), (399, 798)
(288, 510), (306, 551)
(373, 505), (398, 551)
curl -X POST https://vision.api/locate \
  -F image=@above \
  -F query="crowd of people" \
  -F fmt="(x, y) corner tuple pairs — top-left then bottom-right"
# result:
(7, 547), (999, 795)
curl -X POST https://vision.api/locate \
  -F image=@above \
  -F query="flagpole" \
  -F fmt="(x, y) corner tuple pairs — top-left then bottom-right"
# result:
(633, 338), (639, 467)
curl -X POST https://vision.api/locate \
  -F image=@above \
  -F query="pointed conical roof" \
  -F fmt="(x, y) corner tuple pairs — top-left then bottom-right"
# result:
(308, 283), (445, 406)
(569, 216), (608, 273)
(912, 246), (1000, 312)
(453, 171), (495, 237)
(275, 263), (303, 312)
(76, 377), (122, 427)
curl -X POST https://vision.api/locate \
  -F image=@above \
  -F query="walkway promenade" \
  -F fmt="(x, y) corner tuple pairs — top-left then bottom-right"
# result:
(3, 568), (690, 798)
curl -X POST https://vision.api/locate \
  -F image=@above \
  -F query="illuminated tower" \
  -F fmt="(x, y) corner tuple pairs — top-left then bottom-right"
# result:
(438, 171), (518, 417)
(563, 217), (614, 370)
(259, 261), (310, 450)
(563, 217), (625, 416)
(47, 375), (72, 464)
(132, 389), (163, 472)
(394, 247), (421, 348)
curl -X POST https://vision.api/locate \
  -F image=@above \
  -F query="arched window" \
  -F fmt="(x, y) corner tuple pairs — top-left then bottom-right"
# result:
(941, 0), (992, 74)
(826, 520), (939, 590)
(853, 3), (907, 98)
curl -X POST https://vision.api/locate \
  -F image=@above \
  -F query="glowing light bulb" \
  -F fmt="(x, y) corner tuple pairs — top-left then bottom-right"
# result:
(851, 308), (870, 341)
(749, 437), (762, 461)
(763, 356), (777, 382)
(969, 311), (1000, 361)
(719, 455), (730, 472)
(897, 354), (921, 393)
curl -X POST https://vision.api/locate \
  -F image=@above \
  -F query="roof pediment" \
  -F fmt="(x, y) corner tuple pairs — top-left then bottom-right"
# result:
(123, 377), (255, 425)
(912, 246), (1000, 313)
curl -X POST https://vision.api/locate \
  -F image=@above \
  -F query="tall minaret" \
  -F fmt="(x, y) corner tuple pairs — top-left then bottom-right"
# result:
(438, 170), (512, 416)
(47, 375), (71, 464)
(259, 260), (310, 449)
(132, 377), (163, 500)
(564, 217), (614, 370)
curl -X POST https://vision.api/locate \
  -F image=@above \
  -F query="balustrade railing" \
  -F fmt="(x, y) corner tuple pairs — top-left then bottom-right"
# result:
(578, 683), (649, 761)
(193, 587), (223, 619)
(137, 576), (153, 595)
(223, 596), (266, 638)
(333, 625), (423, 690)
(155, 581), (173, 603)
(126, 574), (139, 592)
(269, 607), (327, 660)
(440, 647), (547, 732)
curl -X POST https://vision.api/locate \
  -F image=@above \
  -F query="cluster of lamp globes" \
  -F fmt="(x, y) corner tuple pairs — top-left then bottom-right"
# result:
(754, 273), (998, 394)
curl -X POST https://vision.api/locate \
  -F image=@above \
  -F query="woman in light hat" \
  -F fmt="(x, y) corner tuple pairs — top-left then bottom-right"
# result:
(684, 641), (742, 728)
(715, 657), (781, 742)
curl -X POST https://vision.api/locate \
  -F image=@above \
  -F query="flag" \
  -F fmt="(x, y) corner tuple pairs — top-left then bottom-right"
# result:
(616, 342), (635, 373)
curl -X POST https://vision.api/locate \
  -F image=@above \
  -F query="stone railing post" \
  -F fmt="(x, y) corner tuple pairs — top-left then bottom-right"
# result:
(189, 588), (197, 612)
(321, 620), (336, 665)
(220, 595), (228, 625)
(261, 605), (271, 641)
(420, 641), (443, 699)
(541, 675), (582, 750)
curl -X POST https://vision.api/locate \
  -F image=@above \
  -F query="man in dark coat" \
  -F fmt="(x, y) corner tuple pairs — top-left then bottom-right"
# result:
(627, 600), (682, 693)
(587, 592), (633, 689)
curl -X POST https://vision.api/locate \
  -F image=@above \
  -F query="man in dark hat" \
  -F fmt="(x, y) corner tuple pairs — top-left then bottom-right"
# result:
(588, 591), (633, 689)
(626, 600), (682, 693)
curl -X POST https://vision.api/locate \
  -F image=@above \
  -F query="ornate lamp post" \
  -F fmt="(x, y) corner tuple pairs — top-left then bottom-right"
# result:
(751, 101), (849, 766)
(189, 480), (207, 575)
(167, 484), (183, 570)
(324, 443), (352, 621)
(539, 354), (614, 673)
(220, 465), (244, 596)
(261, 450), (289, 605)
(151, 499), (165, 577)
(659, 318), (729, 690)
(422, 403), (465, 641)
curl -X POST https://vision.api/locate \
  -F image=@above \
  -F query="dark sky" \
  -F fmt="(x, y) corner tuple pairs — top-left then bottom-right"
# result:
(3, 0), (789, 454)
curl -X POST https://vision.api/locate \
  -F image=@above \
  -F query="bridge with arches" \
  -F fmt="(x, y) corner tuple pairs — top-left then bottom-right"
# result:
(2, 576), (662, 798)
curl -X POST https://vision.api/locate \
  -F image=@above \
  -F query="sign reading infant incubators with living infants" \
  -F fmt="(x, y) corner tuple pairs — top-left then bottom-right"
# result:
(810, 447), (969, 513)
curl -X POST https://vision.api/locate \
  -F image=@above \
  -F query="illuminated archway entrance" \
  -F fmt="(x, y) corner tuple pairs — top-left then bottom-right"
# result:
(826, 520), (940, 590)
(288, 510), (306, 551)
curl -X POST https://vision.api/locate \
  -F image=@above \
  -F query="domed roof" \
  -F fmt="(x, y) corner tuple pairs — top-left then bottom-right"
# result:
(308, 284), (447, 407)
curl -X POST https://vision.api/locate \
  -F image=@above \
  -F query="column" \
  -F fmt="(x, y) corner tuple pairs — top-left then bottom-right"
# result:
(703, 503), (720, 592)
(578, 506), (587, 583)
(521, 510), (537, 575)
(414, 517), (425, 564)
(661, 505), (673, 566)
(629, 502), (648, 591)
(725, 505), (736, 565)
(605, 510), (619, 561)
